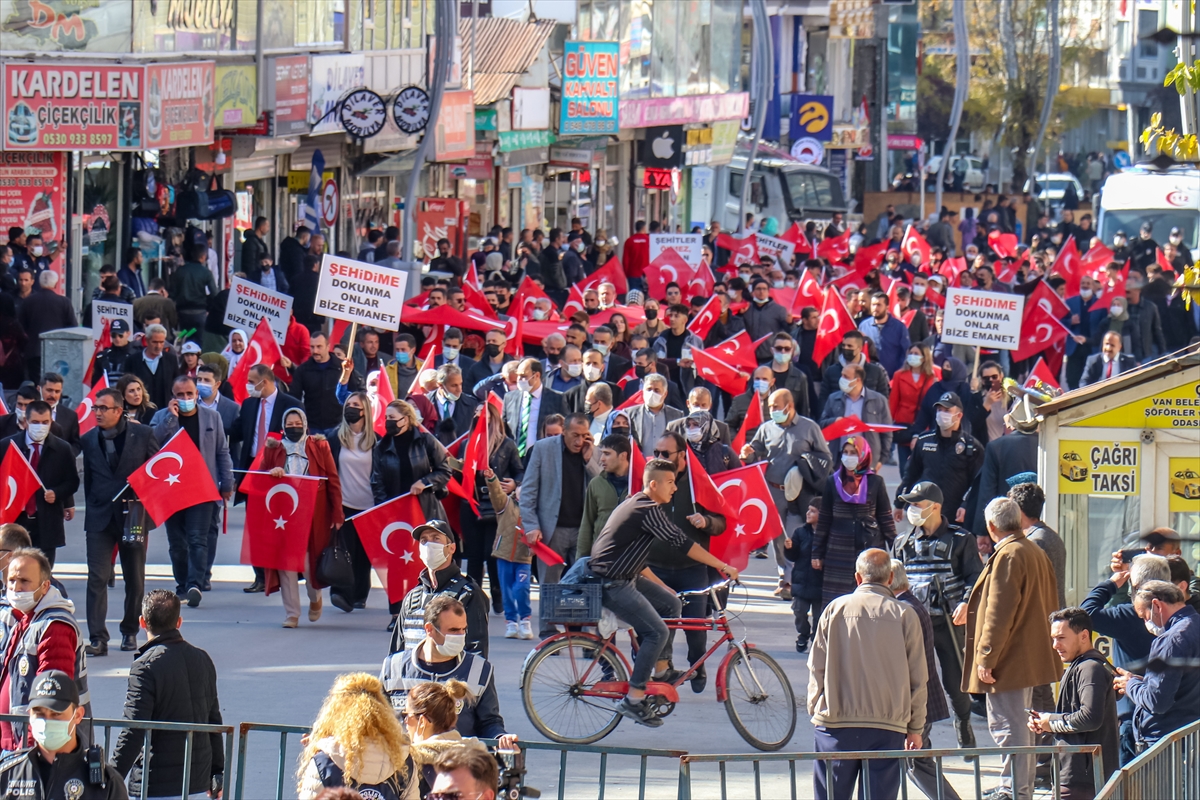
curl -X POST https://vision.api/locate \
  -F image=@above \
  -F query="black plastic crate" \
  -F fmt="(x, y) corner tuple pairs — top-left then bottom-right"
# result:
(539, 583), (603, 624)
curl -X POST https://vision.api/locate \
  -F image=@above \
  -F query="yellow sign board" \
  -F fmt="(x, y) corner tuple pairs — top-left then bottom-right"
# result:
(287, 170), (334, 194)
(1058, 439), (1140, 496)
(1068, 379), (1200, 429)
(1169, 457), (1200, 513)
(214, 64), (258, 128)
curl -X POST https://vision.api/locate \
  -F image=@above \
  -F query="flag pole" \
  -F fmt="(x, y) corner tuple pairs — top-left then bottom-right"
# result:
(231, 469), (328, 481)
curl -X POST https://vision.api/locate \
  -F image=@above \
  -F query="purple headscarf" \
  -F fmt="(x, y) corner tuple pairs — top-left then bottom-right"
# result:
(833, 435), (874, 504)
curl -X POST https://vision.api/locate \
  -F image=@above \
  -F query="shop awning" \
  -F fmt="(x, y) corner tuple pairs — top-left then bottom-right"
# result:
(1036, 343), (1200, 419)
(458, 18), (557, 105)
(356, 151), (420, 178)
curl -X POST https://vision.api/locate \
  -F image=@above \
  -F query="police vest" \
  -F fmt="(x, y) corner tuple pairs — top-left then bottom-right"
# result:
(380, 649), (492, 715)
(0, 607), (90, 744)
(895, 527), (968, 615)
(312, 751), (407, 800)
(399, 576), (477, 654)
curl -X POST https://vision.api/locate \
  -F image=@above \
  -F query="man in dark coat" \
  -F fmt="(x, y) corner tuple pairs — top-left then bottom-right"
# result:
(39, 372), (80, 455)
(971, 397), (1040, 537)
(0, 400), (78, 567)
(18, 270), (77, 381)
(127, 324), (180, 410)
(277, 226), (311, 285)
(240, 217), (271, 274)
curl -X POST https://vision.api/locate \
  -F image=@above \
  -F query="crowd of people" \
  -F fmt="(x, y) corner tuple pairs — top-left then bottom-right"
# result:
(0, 204), (1194, 799)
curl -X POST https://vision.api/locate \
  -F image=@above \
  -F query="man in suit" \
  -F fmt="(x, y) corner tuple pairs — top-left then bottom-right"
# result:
(592, 326), (632, 384)
(0, 400), (78, 567)
(433, 327), (479, 382)
(229, 364), (301, 593)
(196, 363), (239, 591)
(625, 373), (685, 458)
(18, 270), (77, 381)
(38, 372), (80, 455)
(151, 376), (234, 608)
(1064, 276), (1109, 389)
(819, 331), (890, 415)
(1082, 331), (1138, 386)
(80, 386), (160, 656)
(431, 363), (480, 446)
(503, 359), (564, 466)
(128, 323), (180, 410)
(564, 348), (618, 414)
(819, 363), (894, 470)
(0, 385), (64, 441)
(619, 349), (687, 409)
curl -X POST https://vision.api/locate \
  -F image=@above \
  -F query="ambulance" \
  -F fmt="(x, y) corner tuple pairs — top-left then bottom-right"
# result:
(1096, 165), (1199, 254)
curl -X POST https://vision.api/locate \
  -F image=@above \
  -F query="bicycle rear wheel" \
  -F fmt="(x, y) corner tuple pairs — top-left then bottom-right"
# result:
(522, 635), (629, 744)
(722, 648), (797, 751)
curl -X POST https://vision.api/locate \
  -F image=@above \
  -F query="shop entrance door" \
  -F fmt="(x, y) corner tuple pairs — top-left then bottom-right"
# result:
(1155, 441), (1200, 566)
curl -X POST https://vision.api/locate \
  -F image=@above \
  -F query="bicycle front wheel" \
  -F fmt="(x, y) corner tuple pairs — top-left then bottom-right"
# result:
(522, 635), (629, 744)
(722, 648), (797, 751)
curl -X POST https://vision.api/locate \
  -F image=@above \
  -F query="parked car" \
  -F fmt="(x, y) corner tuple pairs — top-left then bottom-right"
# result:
(924, 154), (986, 191)
(1024, 172), (1087, 215)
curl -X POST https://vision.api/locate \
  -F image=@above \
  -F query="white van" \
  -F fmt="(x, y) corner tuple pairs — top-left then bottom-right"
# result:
(1097, 166), (1199, 253)
(713, 141), (848, 231)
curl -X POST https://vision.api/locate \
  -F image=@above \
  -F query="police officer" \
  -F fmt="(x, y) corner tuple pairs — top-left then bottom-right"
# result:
(893, 481), (983, 752)
(0, 670), (126, 799)
(91, 320), (136, 385)
(894, 392), (984, 523)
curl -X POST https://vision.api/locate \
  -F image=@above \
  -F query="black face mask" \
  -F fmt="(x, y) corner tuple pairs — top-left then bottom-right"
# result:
(283, 427), (305, 443)
(645, 308), (658, 321)
(611, 427), (630, 437)
(841, 347), (858, 361)
(634, 365), (648, 379)
(343, 407), (363, 424)
(483, 343), (502, 358)
(546, 351), (560, 365)
(385, 419), (403, 437)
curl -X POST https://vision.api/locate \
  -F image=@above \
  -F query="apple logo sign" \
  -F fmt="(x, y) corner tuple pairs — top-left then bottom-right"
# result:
(652, 131), (676, 160)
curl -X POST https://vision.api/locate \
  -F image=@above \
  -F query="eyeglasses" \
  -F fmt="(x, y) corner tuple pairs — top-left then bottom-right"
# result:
(773, 347), (793, 354)
(426, 792), (487, 800)
(652, 449), (679, 458)
(93, 405), (120, 413)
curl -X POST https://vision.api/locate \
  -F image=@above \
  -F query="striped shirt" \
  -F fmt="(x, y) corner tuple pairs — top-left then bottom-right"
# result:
(589, 493), (693, 580)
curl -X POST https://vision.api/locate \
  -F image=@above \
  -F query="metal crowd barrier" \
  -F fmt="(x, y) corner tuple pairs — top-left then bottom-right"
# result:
(1095, 719), (1200, 800)
(0, 712), (235, 800)
(676, 744), (1104, 800)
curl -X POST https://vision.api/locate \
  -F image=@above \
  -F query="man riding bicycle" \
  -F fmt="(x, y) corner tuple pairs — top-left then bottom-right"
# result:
(581, 457), (739, 727)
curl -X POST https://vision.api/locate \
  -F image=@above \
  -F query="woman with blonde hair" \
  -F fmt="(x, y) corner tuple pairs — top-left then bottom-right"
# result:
(297, 673), (417, 799)
(116, 374), (157, 424)
(404, 680), (489, 797)
(325, 390), (376, 613)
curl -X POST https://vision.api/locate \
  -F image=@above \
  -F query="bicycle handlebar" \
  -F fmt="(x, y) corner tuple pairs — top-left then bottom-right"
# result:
(676, 578), (738, 597)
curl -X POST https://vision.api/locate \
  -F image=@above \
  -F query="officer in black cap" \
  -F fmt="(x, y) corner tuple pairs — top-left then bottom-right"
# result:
(1129, 220), (1159, 272)
(893, 481), (983, 751)
(895, 391), (984, 524)
(386, 520), (490, 661)
(0, 670), (126, 799)
(91, 319), (137, 386)
(1168, 226), (1194, 266)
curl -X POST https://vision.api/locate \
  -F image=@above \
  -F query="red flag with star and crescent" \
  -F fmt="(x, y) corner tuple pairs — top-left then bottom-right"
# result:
(687, 295), (722, 341)
(127, 428), (222, 526)
(821, 415), (904, 442)
(730, 389), (763, 454)
(0, 444), (43, 525)
(240, 473), (320, 573)
(577, 255), (629, 295)
(900, 226), (930, 267)
(75, 373), (109, 437)
(229, 318), (284, 404)
(816, 229), (852, 264)
(691, 347), (749, 395)
(1012, 299), (1073, 362)
(709, 330), (771, 373)
(644, 249), (694, 301)
(706, 463), (783, 571)
(351, 492), (426, 604)
(1051, 235), (1082, 296)
(812, 285), (858, 366)
(1025, 357), (1061, 391)
(686, 448), (735, 519)
(715, 232), (759, 269)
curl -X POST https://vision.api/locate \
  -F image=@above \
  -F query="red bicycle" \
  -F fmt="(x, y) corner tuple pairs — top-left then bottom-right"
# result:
(520, 580), (796, 751)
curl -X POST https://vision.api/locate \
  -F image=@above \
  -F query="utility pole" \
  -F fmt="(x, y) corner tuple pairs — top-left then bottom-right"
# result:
(934, 0), (969, 216)
(738, 0), (773, 232)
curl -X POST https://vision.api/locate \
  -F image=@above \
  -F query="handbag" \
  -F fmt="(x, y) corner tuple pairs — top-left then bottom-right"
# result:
(853, 515), (884, 551)
(121, 500), (151, 548)
(317, 528), (355, 589)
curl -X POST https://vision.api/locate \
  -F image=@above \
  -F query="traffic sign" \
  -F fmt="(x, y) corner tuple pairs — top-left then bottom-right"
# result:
(321, 179), (339, 227)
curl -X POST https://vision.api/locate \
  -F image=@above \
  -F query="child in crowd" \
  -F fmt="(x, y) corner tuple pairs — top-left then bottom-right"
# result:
(783, 496), (824, 653)
(485, 467), (532, 639)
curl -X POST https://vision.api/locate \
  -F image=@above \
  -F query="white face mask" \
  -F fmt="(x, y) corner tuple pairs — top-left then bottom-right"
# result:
(26, 423), (49, 443)
(593, 343), (609, 357)
(8, 590), (38, 613)
(685, 427), (704, 443)
(435, 632), (467, 658)
(841, 453), (859, 471)
(516, 378), (533, 393)
(935, 410), (956, 430)
(906, 505), (930, 528)
(1145, 619), (1165, 637)
(418, 542), (448, 571)
(906, 353), (924, 368)
(442, 346), (460, 361)
(912, 284), (927, 297)
(583, 364), (603, 382)
(532, 309), (549, 321)
(1079, 288), (1093, 299)
(838, 377), (858, 394)
(565, 363), (582, 378)
(30, 717), (72, 751)
(30, 246), (43, 257)
(643, 388), (664, 408)
(246, 383), (262, 399)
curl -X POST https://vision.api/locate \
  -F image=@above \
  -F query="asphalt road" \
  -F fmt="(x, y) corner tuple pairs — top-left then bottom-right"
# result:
(51, 463), (1014, 799)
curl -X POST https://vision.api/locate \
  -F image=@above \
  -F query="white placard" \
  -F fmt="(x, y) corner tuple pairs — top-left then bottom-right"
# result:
(314, 255), (408, 331)
(649, 233), (703, 267)
(941, 288), (1026, 351)
(92, 300), (133, 342)
(223, 277), (293, 345)
(755, 233), (796, 266)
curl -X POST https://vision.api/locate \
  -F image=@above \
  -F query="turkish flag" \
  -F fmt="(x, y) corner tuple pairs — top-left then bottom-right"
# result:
(779, 223), (812, 258)
(715, 232), (759, 268)
(464, 261), (481, 289)
(401, 305), (506, 332)
(852, 241), (890, 276)
(458, 403), (488, 514)
(577, 256), (629, 295)
(730, 389), (763, 454)
(461, 279), (495, 318)
(645, 249), (694, 300)
(504, 311), (525, 358)
(590, 304), (646, 329)
(513, 276), (553, 320)
(900, 226), (931, 266)
(1028, 278), (1071, 321)
(229, 318), (284, 403)
(562, 284), (587, 317)
(1025, 356), (1061, 391)
(616, 367), (638, 389)
(1079, 243), (1115, 278)
(792, 271), (825, 314)
(616, 389), (643, 412)
(688, 295), (722, 341)
(685, 261), (716, 301)
(628, 444), (646, 495)
(995, 250), (1026, 284)
(1013, 300), (1072, 362)
(0, 444), (43, 525)
(707, 463), (783, 571)
(812, 286), (857, 366)
(1155, 247), (1173, 272)
(240, 473), (319, 573)
(1089, 260), (1130, 311)
(1052, 236), (1082, 296)
(816, 230), (852, 264)
(128, 428), (222, 527)
(692, 347), (749, 395)
(75, 373), (110, 437)
(371, 366), (397, 436)
(988, 230), (1019, 259)
(686, 448), (735, 518)
(821, 415), (904, 442)
(349, 493), (426, 604)
(709, 330), (770, 373)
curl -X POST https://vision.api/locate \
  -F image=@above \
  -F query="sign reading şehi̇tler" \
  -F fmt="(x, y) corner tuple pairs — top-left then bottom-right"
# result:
(314, 255), (407, 331)
(941, 288), (1025, 350)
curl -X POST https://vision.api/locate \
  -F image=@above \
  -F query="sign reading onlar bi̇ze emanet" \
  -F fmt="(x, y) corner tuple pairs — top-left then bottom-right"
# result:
(314, 255), (407, 331)
(941, 288), (1025, 350)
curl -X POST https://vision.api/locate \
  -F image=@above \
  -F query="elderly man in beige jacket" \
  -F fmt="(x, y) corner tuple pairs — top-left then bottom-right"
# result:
(807, 548), (926, 800)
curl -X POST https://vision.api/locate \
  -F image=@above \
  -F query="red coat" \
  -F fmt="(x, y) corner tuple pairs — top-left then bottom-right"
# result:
(888, 369), (936, 427)
(258, 435), (344, 594)
(623, 233), (650, 278)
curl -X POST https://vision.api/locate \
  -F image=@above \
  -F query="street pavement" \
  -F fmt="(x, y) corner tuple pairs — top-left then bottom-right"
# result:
(51, 462), (1016, 798)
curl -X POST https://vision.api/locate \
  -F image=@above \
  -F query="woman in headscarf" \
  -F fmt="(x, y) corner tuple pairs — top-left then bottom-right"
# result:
(221, 329), (248, 371)
(256, 407), (344, 628)
(759, 216), (780, 237)
(604, 408), (631, 438)
(811, 435), (895, 611)
(680, 409), (739, 475)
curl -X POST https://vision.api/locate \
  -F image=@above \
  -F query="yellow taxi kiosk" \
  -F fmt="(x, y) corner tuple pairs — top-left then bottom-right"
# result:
(1037, 345), (1200, 607)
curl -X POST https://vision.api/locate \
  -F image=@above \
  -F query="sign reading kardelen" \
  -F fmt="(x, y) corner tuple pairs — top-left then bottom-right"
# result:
(143, 61), (215, 149)
(2, 62), (144, 150)
(941, 288), (1025, 350)
(649, 233), (703, 267)
(224, 276), (293, 345)
(314, 255), (407, 331)
(560, 41), (619, 135)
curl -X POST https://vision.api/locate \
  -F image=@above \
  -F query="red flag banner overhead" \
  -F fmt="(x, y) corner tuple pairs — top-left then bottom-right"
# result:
(1079, 243), (1115, 278)
(577, 256), (629, 295)
(812, 286), (857, 366)
(350, 493), (426, 604)
(512, 276), (553, 320)
(715, 232), (759, 268)
(707, 463), (783, 571)
(240, 474), (319, 573)
(75, 373), (110, 437)
(401, 305), (506, 332)
(644, 248), (695, 300)
(229, 318), (284, 403)
(128, 429), (222, 526)
(692, 347), (749, 395)
(686, 448), (735, 519)
(815, 230), (852, 264)
(730, 389), (763, 454)
(0, 445), (43, 525)
(900, 226), (931, 266)
(1051, 236), (1082, 296)
(688, 295), (722, 341)
(821, 415), (904, 442)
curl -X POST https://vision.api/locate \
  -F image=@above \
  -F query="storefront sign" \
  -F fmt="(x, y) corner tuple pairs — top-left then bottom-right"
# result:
(499, 129), (554, 152)
(144, 61), (215, 149)
(511, 87), (549, 131)
(710, 120), (738, 166)
(224, 276), (292, 345)
(887, 134), (924, 151)
(314, 254), (408, 331)
(451, 158), (493, 181)
(392, 86), (430, 134)
(828, 122), (871, 149)
(90, 300), (133, 342)
(214, 64), (257, 128)
(940, 288), (1025, 350)
(134, 0), (235, 52)
(643, 167), (672, 190)
(650, 233), (703, 267)
(434, 90), (475, 161)
(560, 40), (619, 135)
(548, 147), (593, 171)
(642, 125), (685, 169)
(272, 55), (310, 136)
(0, 0), (133, 52)
(338, 88), (386, 139)
(309, 53), (364, 135)
(475, 108), (496, 130)
(620, 92), (749, 129)
(416, 197), (462, 260)
(1069, 379), (1200, 429)
(1057, 439), (1140, 496)
(0, 151), (65, 286)
(791, 137), (825, 165)
(1168, 457), (1200, 513)
(1, 62), (143, 150)
(790, 95), (834, 142)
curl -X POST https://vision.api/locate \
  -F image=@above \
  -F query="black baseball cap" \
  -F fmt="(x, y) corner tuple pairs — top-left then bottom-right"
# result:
(933, 391), (963, 411)
(1140, 221), (1153, 233)
(898, 481), (944, 506)
(1170, 227), (1182, 236)
(28, 670), (78, 712)
(110, 319), (130, 334)
(412, 519), (456, 543)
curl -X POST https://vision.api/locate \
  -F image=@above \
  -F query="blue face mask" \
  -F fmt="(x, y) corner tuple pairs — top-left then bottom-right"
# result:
(177, 398), (196, 414)
(396, 352), (411, 364)
(197, 383), (214, 400)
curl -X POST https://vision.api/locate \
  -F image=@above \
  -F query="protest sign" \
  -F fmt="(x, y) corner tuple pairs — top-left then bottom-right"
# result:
(91, 300), (132, 341)
(649, 233), (703, 267)
(223, 276), (292, 345)
(755, 233), (796, 266)
(314, 255), (407, 331)
(941, 288), (1025, 350)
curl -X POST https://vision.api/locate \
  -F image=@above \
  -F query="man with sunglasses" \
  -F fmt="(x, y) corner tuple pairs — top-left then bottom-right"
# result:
(768, 333), (810, 420)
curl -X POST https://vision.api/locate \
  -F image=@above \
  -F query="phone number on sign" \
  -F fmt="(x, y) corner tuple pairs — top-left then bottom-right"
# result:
(39, 132), (114, 146)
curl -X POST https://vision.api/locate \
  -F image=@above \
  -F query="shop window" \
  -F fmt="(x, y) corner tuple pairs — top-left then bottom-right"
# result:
(651, 0), (677, 97)
(1060, 493), (1142, 589)
(621, 0), (652, 99)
